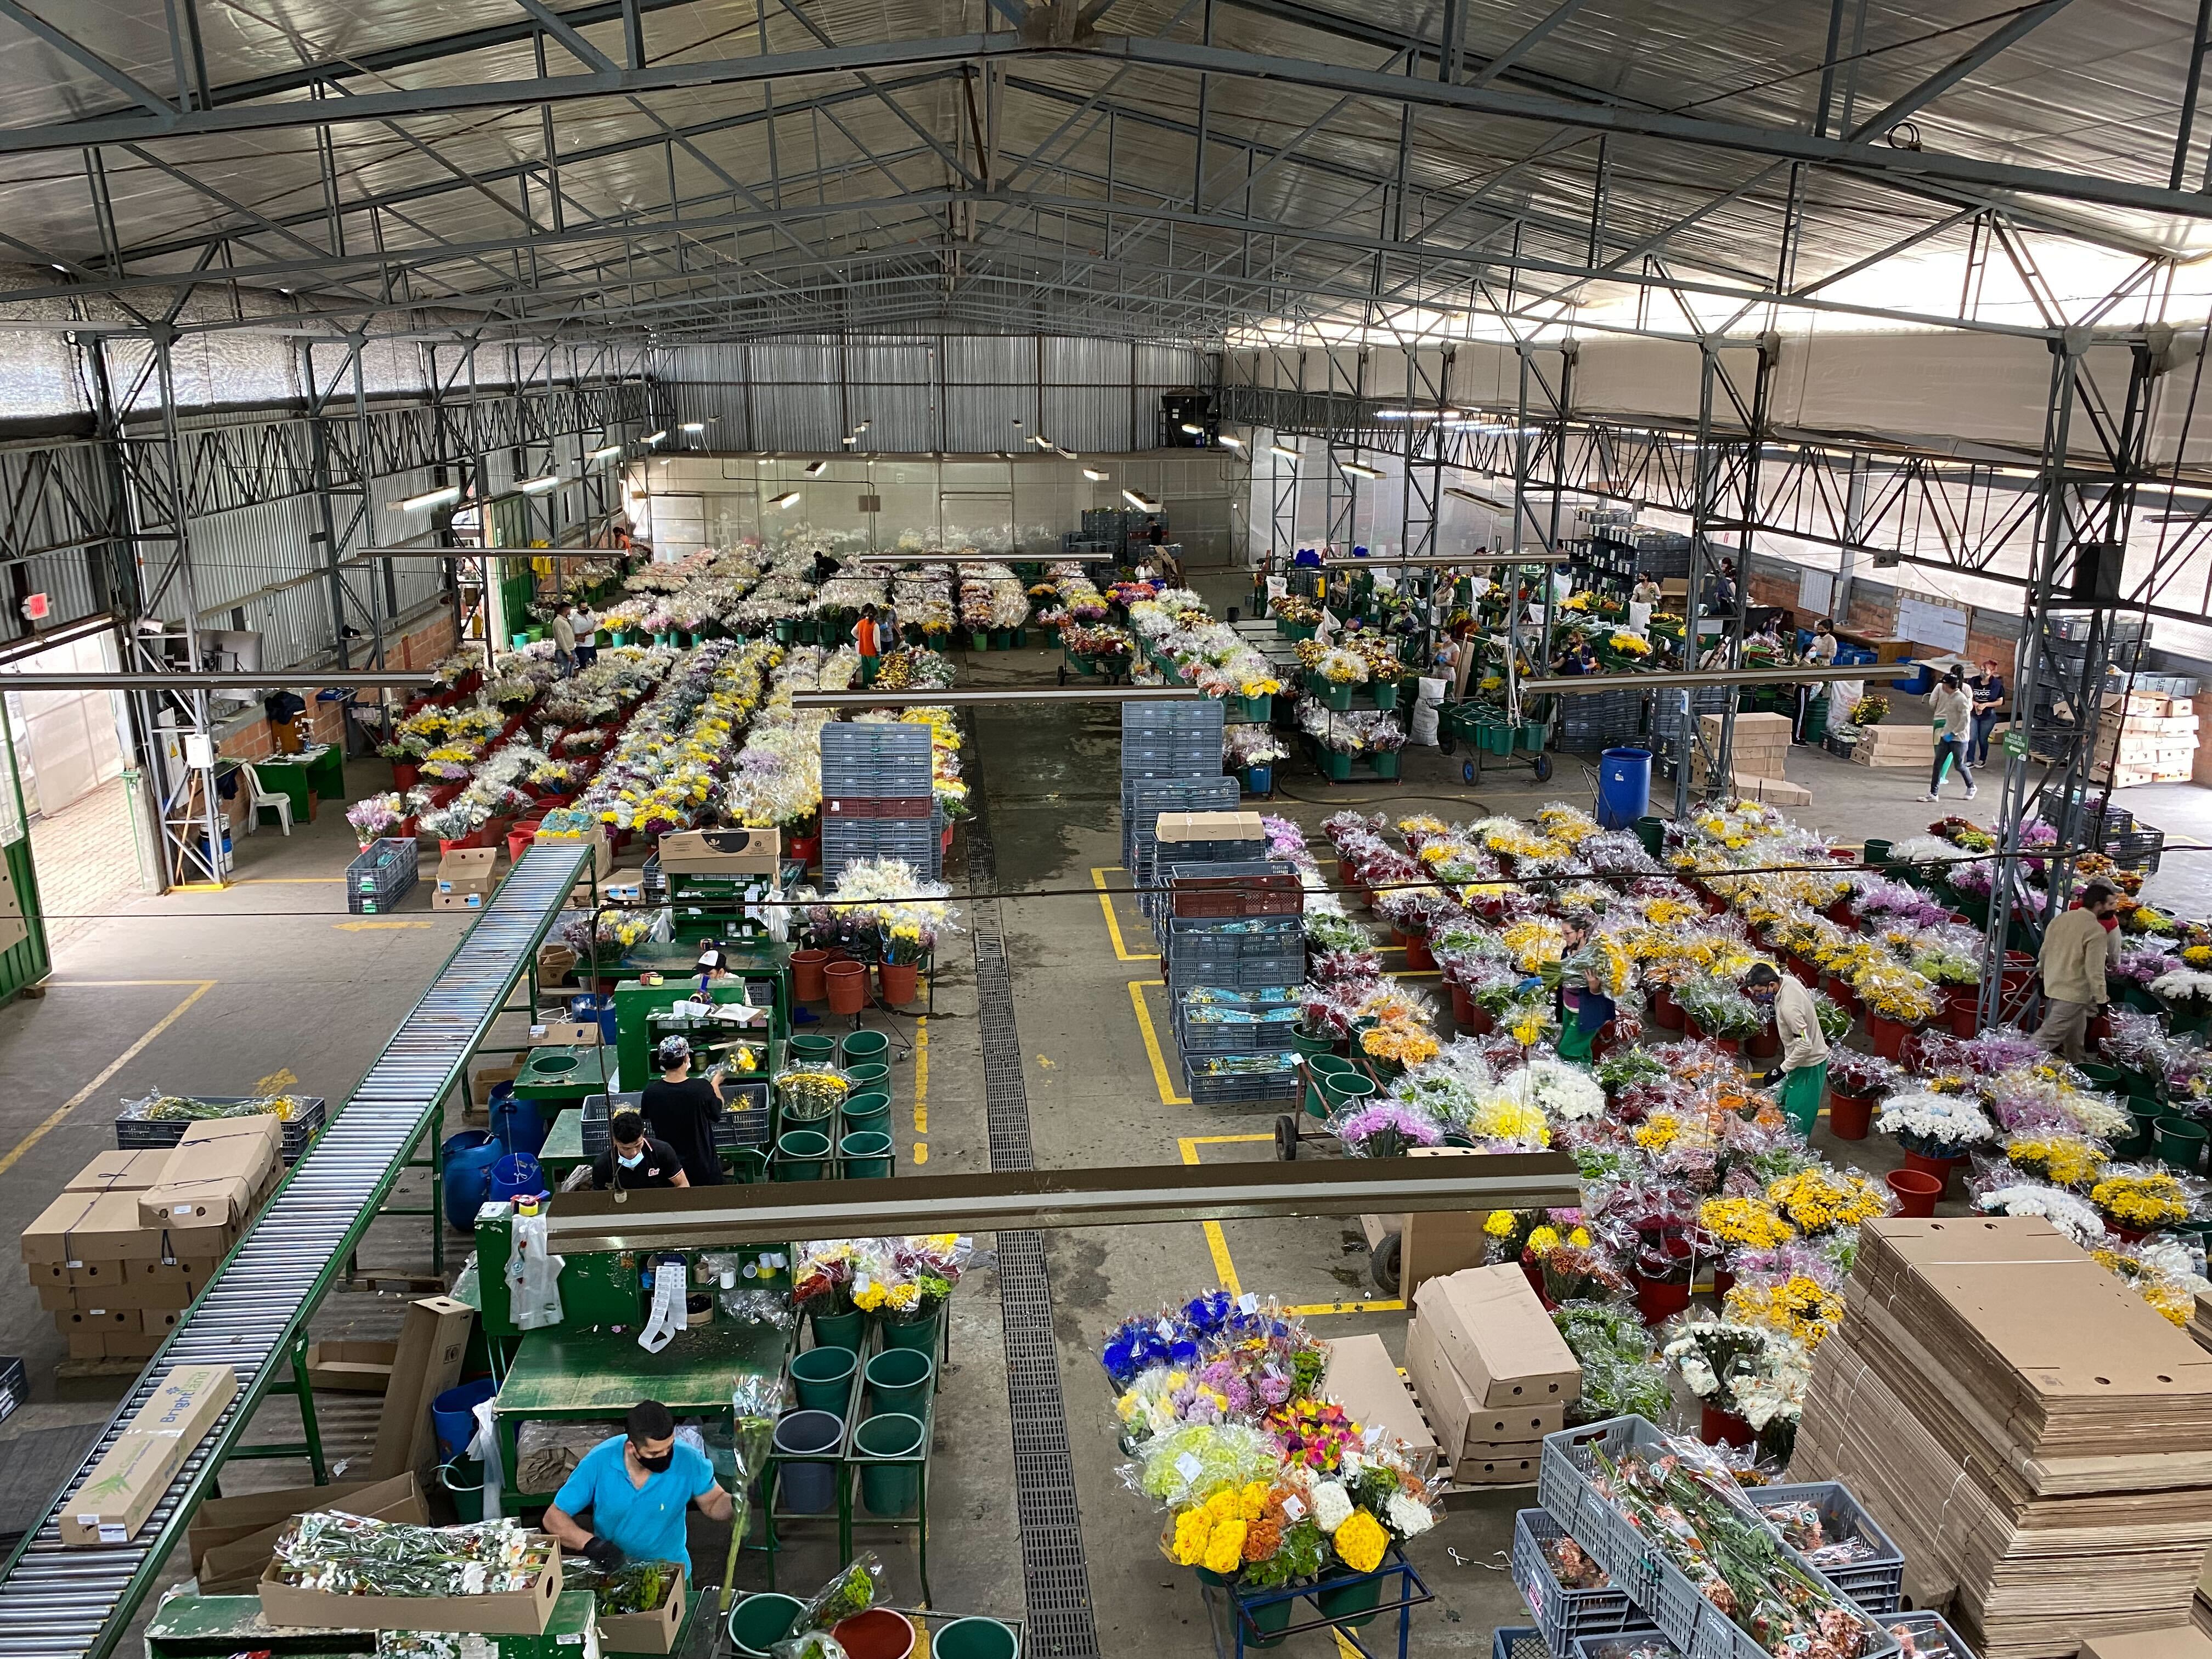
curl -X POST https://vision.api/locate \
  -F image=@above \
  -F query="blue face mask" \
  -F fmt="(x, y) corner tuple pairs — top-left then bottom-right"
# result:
(618, 1149), (645, 1169)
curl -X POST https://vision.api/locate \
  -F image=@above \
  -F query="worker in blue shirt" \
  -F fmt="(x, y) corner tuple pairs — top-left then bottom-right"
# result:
(544, 1400), (732, 1573)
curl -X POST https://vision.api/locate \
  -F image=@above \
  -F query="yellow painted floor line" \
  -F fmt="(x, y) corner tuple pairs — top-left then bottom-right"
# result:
(235, 877), (346, 884)
(0, 980), (216, 1177)
(1130, 979), (1190, 1105)
(1091, 866), (1158, 961)
(913, 1015), (929, 1165)
(1286, 1298), (1407, 1316)
(1178, 1135), (1243, 1296)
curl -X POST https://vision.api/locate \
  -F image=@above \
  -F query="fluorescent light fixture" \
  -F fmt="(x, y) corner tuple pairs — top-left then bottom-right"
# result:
(1375, 409), (1462, 421)
(589, 444), (622, 461)
(645, 430), (668, 443)
(771, 490), (802, 509)
(1083, 467), (1109, 482)
(804, 460), (829, 477)
(843, 436), (859, 446)
(681, 421), (706, 433)
(1217, 434), (1244, 448)
(1123, 489), (1160, 511)
(1031, 434), (1053, 448)
(1269, 443), (1300, 461)
(1340, 460), (1385, 479)
(518, 476), (559, 494)
(1056, 445), (1077, 460)
(856, 420), (870, 431)
(398, 484), (461, 512)
(1180, 422), (1204, 435)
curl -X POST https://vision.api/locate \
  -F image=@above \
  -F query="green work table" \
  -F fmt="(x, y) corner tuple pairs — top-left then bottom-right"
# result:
(514, 1043), (617, 1107)
(144, 1589), (599, 1658)
(250, 744), (345, 826)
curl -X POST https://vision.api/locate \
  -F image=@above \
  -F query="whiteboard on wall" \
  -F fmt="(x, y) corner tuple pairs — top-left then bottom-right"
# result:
(1895, 596), (1971, 653)
(1797, 569), (1834, 615)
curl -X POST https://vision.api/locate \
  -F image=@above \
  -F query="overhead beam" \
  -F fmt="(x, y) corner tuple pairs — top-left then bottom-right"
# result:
(0, 670), (439, 690)
(1523, 662), (1922, 696)
(0, 35), (2208, 229)
(0, 0), (174, 116)
(540, 1153), (1584, 1253)
(791, 686), (1209, 708)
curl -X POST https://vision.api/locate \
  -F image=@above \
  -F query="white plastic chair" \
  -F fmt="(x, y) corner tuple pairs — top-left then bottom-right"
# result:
(240, 763), (294, 837)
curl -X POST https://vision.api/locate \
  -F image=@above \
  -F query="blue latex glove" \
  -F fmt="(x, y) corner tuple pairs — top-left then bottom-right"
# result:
(1515, 976), (1544, 996)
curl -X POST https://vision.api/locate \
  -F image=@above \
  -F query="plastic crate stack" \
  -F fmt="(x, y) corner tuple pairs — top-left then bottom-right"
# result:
(1516, 1419), (1908, 1659)
(821, 723), (939, 883)
(1650, 685), (1732, 777)
(1159, 860), (1305, 1105)
(1120, 699), (1231, 911)
(1555, 687), (1645, 753)
(346, 837), (419, 914)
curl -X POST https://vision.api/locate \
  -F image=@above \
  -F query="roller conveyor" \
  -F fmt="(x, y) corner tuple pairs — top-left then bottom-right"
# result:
(0, 842), (590, 1658)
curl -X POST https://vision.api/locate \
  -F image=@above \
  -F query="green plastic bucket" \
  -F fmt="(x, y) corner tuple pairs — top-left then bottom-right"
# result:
(812, 1307), (865, 1351)
(840, 1130), (894, 1179)
(774, 1128), (832, 1180)
(2079, 1062), (2123, 1091)
(841, 1029), (890, 1067)
(1863, 837), (1892, 870)
(1305, 1052), (1353, 1119)
(1321, 1073), (1378, 1115)
(788, 1033), (837, 1066)
(877, 1307), (940, 1353)
(2157, 1115), (2208, 1174)
(1315, 1567), (1385, 1628)
(730, 1593), (805, 1656)
(789, 1344), (855, 1413)
(842, 1091), (893, 1138)
(845, 1061), (891, 1094)
(864, 1345), (934, 1415)
(2117, 1098), (2163, 1159)
(932, 1617), (1019, 1659)
(855, 1412), (924, 1516)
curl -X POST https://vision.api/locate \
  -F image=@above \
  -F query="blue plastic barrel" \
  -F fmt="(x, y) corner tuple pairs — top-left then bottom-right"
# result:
(1596, 747), (1653, 830)
(489, 1152), (546, 1205)
(568, 993), (618, 1044)
(488, 1085), (548, 1159)
(441, 1130), (505, 1230)
(1246, 764), (1273, 795)
(1893, 662), (1936, 697)
(432, 1376), (497, 1460)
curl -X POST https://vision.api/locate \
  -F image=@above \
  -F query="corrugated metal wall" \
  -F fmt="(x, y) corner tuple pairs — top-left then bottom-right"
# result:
(654, 334), (1216, 454)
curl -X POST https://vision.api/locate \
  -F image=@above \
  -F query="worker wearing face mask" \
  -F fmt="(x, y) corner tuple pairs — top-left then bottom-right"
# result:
(590, 1109), (689, 1191)
(544, 1400), (733, 1575)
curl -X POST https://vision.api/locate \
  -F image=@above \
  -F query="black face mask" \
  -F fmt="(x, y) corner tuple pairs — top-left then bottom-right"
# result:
(635, 1446), (673, 1473)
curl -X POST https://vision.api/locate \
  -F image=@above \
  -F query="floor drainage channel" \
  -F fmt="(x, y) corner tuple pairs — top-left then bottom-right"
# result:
(964, 804), (1102, 1656)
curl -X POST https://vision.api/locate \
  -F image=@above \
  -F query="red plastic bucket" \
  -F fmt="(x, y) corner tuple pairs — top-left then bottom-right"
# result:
(791, 949), (830, 1002)
(825, 960), (870, 1015)
(1827, 1089), (1874, 1140)
(1887, 1168), (1942, 1217)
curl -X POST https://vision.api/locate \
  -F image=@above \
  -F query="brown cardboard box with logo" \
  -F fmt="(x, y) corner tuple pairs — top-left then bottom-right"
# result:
(137, 1116), (280, 1229)
(370, 1295), (477, 1480)
(435, 845), (499, 894)
(60, 1363), (236, 1545)
(658, 827), (779, 874)
(595, 1566), (688, 1654)
(1410, 1265), (1581, 1409)
(190, 1472), (426, 1595)
(430, 889), (488, 911)
(259, 1544), (562, 1634)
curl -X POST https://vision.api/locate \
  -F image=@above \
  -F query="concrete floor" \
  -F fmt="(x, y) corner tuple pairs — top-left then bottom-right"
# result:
(0, 654), (2207, 1655)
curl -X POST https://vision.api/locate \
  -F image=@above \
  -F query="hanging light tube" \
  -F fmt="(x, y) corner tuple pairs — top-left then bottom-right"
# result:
(1217, 434), (1244, 448)
(1180, 422), (1204, 435)
(518, 476), (559, 494)
(803, 461), (829, 477)
(645, 430), (668, 444)
(397, 484), (461, 512)
(1123, 489), (1160, 511)
(771, 491), (803, 509)
(589, 445), (622, 462)
(1083, 468), (1109, 482)
(1269, 444), (1300, 461)
(1340, 460), (1385, 479)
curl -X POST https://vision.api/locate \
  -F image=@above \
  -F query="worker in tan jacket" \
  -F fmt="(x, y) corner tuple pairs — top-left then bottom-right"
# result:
(2035, 878), (2124, 1062)
(1745, 963), (1828, 1135)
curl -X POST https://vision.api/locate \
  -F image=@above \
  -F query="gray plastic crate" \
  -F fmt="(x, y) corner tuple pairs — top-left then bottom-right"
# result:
(1572, 1639), (1684, 1659)
(1514, 1509), (1659, 1654)
(1185, 1066), (1302, 1104)
(1172, 1008), (1301, 1056)
(1538, 1418), (1899, 1659)
(1751, 1483), (1904, 1615)
(1884, 1613), (1976, 1659)
(581, 1085), (772, 1155)
(347, 838), (419, 913)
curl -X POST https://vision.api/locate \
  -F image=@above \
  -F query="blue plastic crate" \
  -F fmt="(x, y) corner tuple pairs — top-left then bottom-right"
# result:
(1513, 1509), (1659, 1654)
(1751, 1483), (1904, 1615)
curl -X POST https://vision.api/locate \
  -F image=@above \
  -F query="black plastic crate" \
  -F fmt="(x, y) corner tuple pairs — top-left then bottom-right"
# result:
(2104, 827), (2165, 874)
(115, 1095), (327, 1163)
(581, 1084), (772, 1155)
(346, 838), (419, 914)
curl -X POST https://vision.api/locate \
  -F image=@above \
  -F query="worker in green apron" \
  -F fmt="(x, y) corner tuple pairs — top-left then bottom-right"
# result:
(1555, 916), (1615, 1068)
(1744, 963), (1827, 1135)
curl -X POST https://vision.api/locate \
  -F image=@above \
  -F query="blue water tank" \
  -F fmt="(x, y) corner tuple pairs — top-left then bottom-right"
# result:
(1597, 747), (1654, 830)
(489, 1152), (546, 1206)
(488, 1085), (548, 1159)
(442, 1130), (504, 1231)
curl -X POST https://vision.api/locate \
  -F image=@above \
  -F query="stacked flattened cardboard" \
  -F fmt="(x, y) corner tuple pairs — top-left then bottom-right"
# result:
(2191, 1289), (2212, 1355)
(432, 845), (499, 911)
(1401, 1265), (1578, 1486)
(1690, 712), (1812, 805)
(1848, 720), (1937, 769)
(1792, 1217), (2212, 1659)
(24, 1120), (284, 1360)
(2094, 692), (2200, 788)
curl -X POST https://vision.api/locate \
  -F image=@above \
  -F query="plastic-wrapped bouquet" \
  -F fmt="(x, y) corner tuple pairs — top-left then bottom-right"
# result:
(1876, 1090), (1996, 1157)
(272, 1513), (552, 1598)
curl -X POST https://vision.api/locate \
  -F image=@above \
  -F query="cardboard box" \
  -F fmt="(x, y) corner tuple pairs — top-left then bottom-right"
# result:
(65, 1151), (171, 1193)
(538, 943), (580, 985)
(658, 827), (778, 874)
(139, 1117), (281, 1227)
(259, 1545), (561, 1634)
(190, 1472), (425, 1595)
(23, 1190), (153, 1265)
(60, 1364), (235, 1545)
(305, 1339), (398, 1392)
(1321, 1334), (1439, 1482)
(56, 1307), (133, 1334)
(1411, 1266), (1581, 1408)
(28, 1256), (125, 1290)
(2082, 1632), (2212, 1659)
(1155, 810), (1266, 843)
(595, 1567), (687, 1654)
(431, 889), (488, 911)
(62, 1271), (203, 1311)
(1456, 1447), (1543, 1485)
(531, 1020), (600, 1046)
(600, 874), (643, 904)
(535, 824), (610, 878)
(436, 847), (499, 893)
(140, 1307), (182, 1335)
(369, 1296), (477, 1480)
(1402, 1316), (1483, 1466)
(1395, 1147), (1491, 1299)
